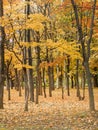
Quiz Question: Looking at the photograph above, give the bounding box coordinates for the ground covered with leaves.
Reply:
[0,88,98,130]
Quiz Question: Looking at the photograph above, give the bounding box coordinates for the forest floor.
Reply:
[0,88,98,130]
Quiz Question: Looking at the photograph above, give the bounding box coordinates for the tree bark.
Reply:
[14,68,19,91]
[48,66,52,97]
[0,0,5,109]
[26,0,34,102]
[23,44,29,111]
[6,72,11,100]
[71,0,96,111]
[71,76,74,88]
[82,70,85,99]
[36,35,42,96]
[76,59,81,100]
[42,68,47,98]
[23,67,29,111]
[66,56,70,96]
[93,73,98,87]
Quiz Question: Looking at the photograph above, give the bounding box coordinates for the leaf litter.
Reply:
[0,88,98,130]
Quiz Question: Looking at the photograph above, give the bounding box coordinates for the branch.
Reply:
[71,0,86,62]
[8,48,23,64]
[87,0,96,58]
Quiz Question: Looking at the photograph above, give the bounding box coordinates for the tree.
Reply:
[71,0,96,111]
[0,0,5,109]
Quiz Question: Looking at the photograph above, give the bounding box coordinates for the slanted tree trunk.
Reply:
[0,0,5,109]
[71,0,96,111]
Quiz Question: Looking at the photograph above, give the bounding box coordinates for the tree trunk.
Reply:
[82,71,85,100]
[48,66,52,97]
[27,31,34,101]
[93,74,98,87]
[36,31,42,96]
[66,57,70,96]
[18,70,22,97]
[23,36,29,111]
[0,0,5,109]
[35,77,39,104]
[10,78,14,89]
[71,76,74,88]
[26,0,34,101]
[28,68,34,101]
[42,68,47,98]
[58,67,63,88]
[84,61,95,110]
[51,66,55,90]
[23,68,29,111]
[36,44,41,103]
[61,66,64,99]
[6,72,11,100]
[14,68,19,91]
[76,59,81,100]
[48,62,55,95]
[39,71,42,95]
[71,0,96,111]
[35,32,42,100]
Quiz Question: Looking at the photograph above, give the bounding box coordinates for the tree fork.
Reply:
[71,0,96,111]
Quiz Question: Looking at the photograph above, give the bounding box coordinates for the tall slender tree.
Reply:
[26,0,34,102]
[71,0,96,111]
[0,0,5,109]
